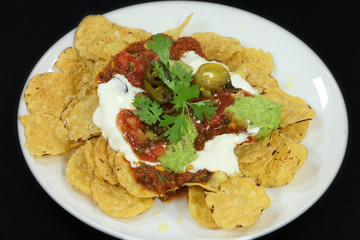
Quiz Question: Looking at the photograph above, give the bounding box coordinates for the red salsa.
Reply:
[96,35,250,195]
[131,162,212,197]
[96,35,204,88]
[116,109,167,162]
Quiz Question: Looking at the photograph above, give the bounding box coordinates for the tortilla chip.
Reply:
[55,47,90,84]
[192,32,273,77]
[91,177,154,218]
[262,86,315,128]
[77,72,98,99]
[93,136,118,186]
[114,151,160,198]
[238,131,282,181]
[62,92,100,143]
[24,72,76,118]
[84,137,98,171]
[192,32,244,65]
[188,186,218,229]
[204,174,270,229]
[55,47,97,99]
[66,145,94,194]
[183,171,228,192]
[75,15,151,61]
[19,113,69,157]
[106,142,117,170]
[243,48,273,75]
[164,13,193,40]
[238,70,279,89]
[260,135,308,187]
[279,120,310,143]
[223,48,273,77]
[235,136,271,164]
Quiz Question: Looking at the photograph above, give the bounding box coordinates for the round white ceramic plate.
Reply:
[17,1,348,239]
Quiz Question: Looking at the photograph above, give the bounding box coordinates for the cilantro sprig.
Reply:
[133,94,163,125]
[133,34,217,143]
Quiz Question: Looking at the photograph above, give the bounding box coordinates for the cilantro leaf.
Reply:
[172,85,200,110]
[188,100,217,121]
[159,113,187,143]
[171,61,193,87]
[133,94,163,125]
[153,61,175,90]
[147,34,171,67]
[143,34,218,143]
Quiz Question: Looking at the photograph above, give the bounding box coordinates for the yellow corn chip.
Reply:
[262,86,315,128]
[55,47,97,99]
[24,72,76,118]
[260,135,308,187]
[63,92,101,143]
[55,47,90,85]
[192,32,244,65]
[279,120,310,143]
[114,151,160,198]
[238,131,282,181]
[84,137,98,171]
[235,136,272,164]
[242,48,274,75]
[93,136,118,185]
[238,70,279,89]
[164,13,193,40]
[19,113,69,157]
[183,171,228,192]
[188,186,218,229]
[75,15,151,61]
[106,142,117,170]
[91,178,154,218]
[66,145,94,194]
[205,174,270,229]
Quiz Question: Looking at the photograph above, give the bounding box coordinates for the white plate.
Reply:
[17,1,348,239]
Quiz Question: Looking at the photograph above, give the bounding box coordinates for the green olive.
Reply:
[193,63,231,91]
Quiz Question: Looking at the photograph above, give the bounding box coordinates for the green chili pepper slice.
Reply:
[144,80,173,105]
[193,62,231,91]
[144,60,170,86]
[144,60,173,105]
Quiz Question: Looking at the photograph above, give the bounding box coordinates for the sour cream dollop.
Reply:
[188,133,248,174]
[93,74,158,167]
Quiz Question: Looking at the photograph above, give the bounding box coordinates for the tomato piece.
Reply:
[116,110,168,162]
[114,50,147,87]
[117,110,148,147]
[150,141,167,157]
[115,51,130,68]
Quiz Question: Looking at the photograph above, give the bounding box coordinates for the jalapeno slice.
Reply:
[193,62,231,91]
[144,61,170,86]
[144,61,174,105]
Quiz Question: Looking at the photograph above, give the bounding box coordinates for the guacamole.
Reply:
[158,117,198,173]
[225,95,281,139]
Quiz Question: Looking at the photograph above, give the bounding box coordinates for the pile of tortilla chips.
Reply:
[19,14,315,229]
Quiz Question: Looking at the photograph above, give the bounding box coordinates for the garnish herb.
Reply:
[155,171,164,184]
[133,34,217,143]
[133,94,163,125]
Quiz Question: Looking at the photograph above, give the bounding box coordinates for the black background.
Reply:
[2,0,358,239]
